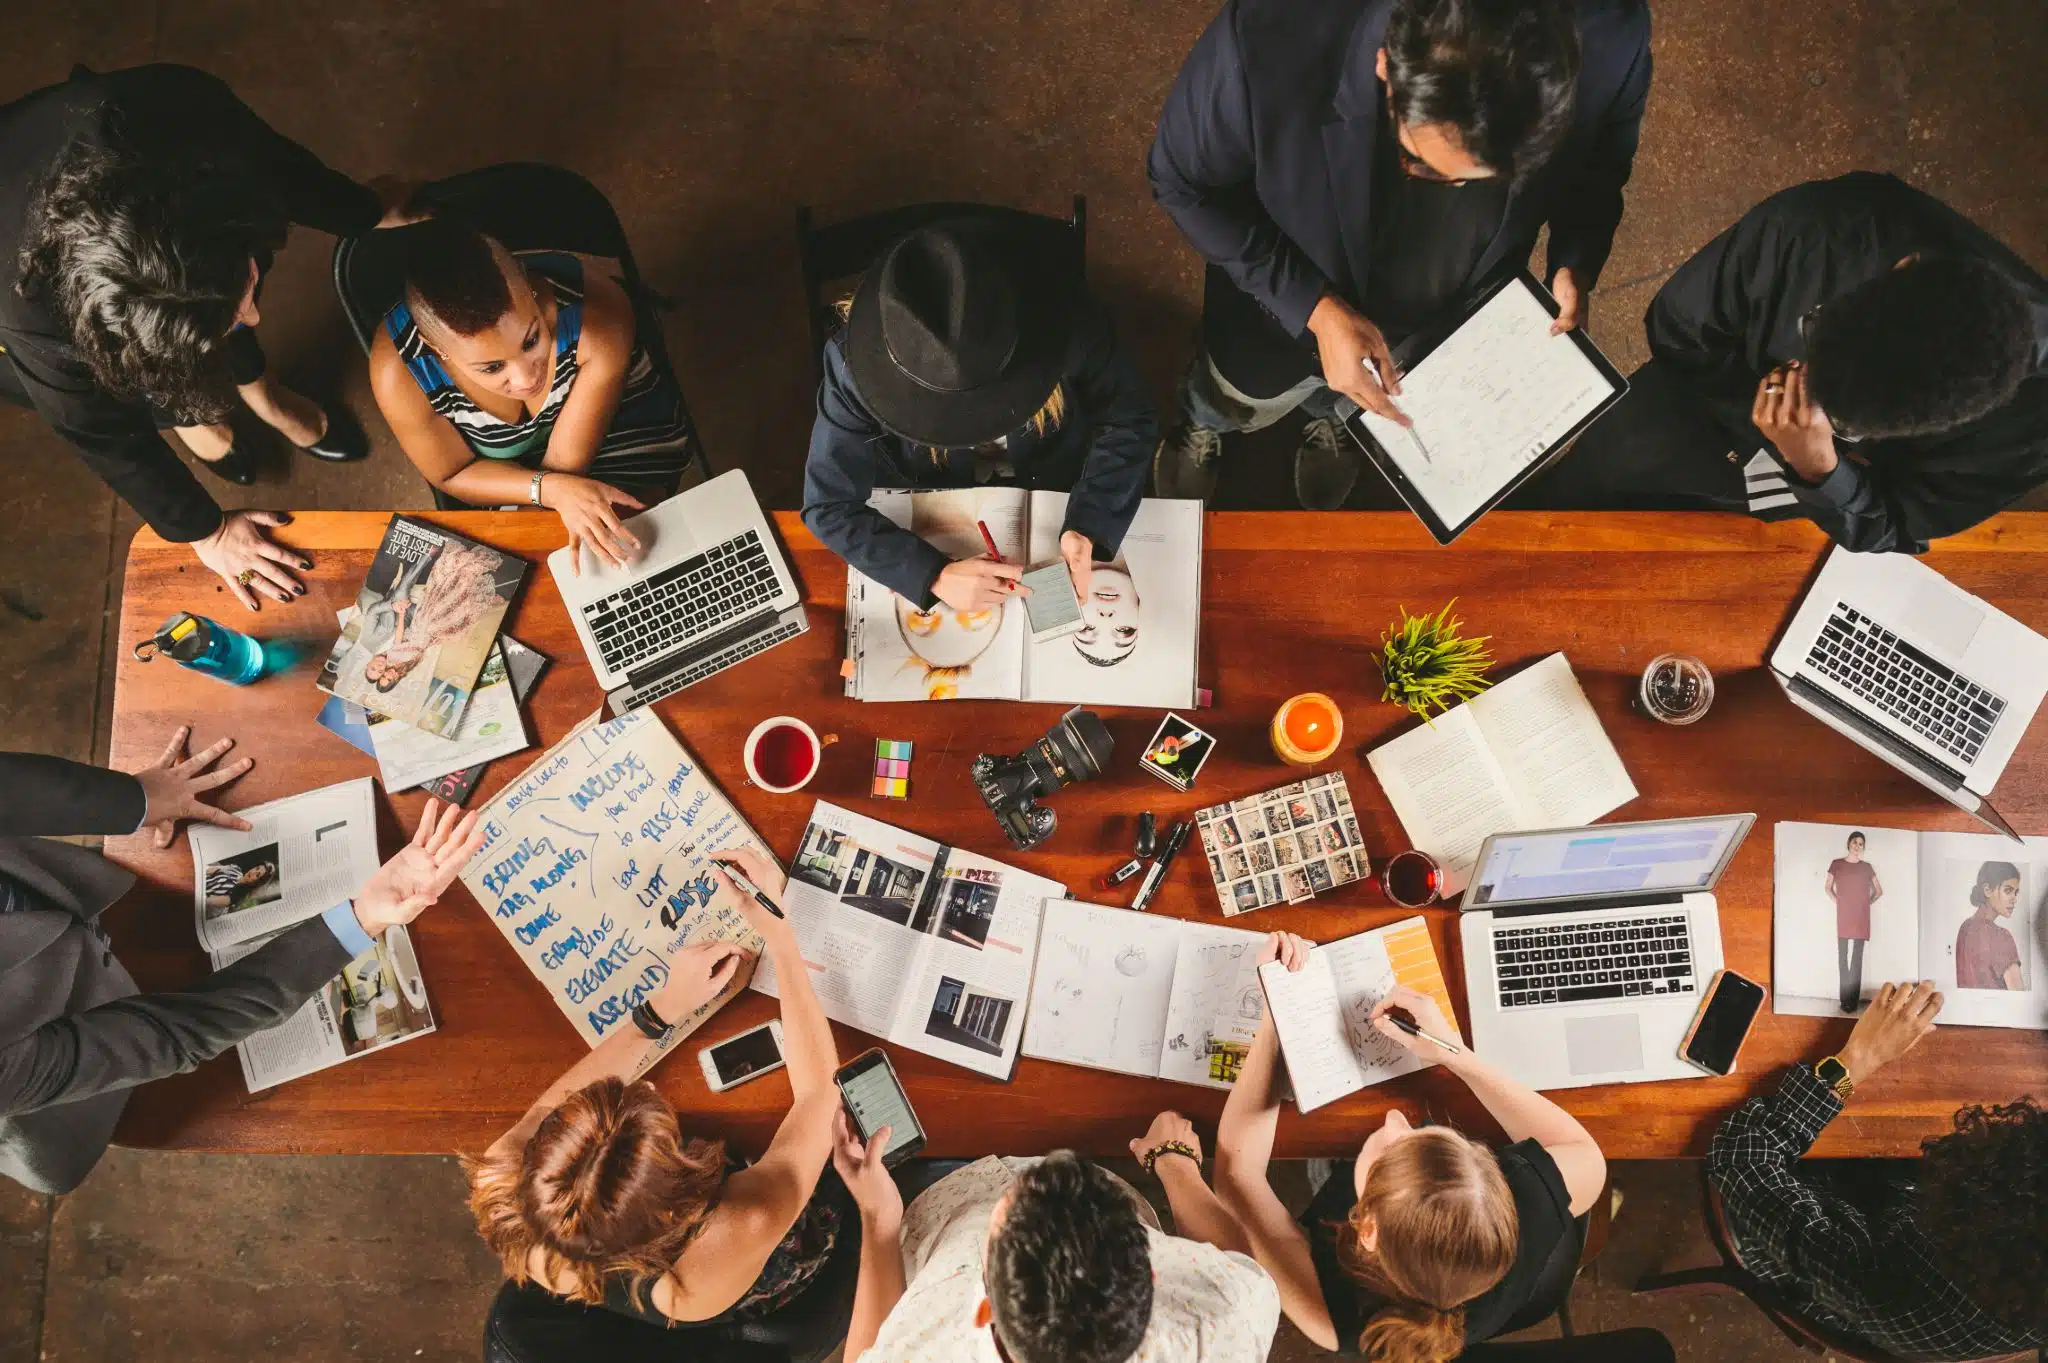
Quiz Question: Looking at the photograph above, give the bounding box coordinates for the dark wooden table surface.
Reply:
[102,511,2048,1158]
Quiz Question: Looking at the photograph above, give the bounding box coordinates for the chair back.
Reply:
[481,1281,786,1363]
[1457,1327,1675,1363]
[1705,1178,1907,1363]
[793,197,1086,381]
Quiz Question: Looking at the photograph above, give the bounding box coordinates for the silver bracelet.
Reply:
[530,470,547,506]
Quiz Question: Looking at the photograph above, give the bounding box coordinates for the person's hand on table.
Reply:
[832,1107,904,1231]
[932,557,1025,612]
[1306,292,1408,426]
[132,724,254,849]
[1548,267,1589,335]
[1754,362,1839,482]
[1370,983,1464,1062]
[653,938,750,1021]
[542,472,646,575]
[1837,979,1942,1088]
[1057,530,1093,609]
[352,798,486,936]
[192,510,311,610]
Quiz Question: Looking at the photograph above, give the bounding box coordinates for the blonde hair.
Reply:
[464,1078,728,1306]
[1336,1128,1520,1363]
[830,289,1066,451]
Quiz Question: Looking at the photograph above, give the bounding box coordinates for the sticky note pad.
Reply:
[871,739,912,799]
[876,739,913,760]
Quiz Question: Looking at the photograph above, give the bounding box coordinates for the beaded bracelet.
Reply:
[1141,1139,1200,1176]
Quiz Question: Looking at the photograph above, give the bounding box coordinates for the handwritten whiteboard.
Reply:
[461,708,768,1071]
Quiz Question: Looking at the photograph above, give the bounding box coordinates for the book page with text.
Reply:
[1470,652,1636,830]
[1367,707,1524,895]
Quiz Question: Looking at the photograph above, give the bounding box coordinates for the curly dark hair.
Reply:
[1805,257,2033,440]
[1384,0,1582,185]
[1913,1097,2048,1335]
[15,125,286,424]
[986,1152,1153,1363]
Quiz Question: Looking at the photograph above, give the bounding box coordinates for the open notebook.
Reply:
[844,488,1202,706]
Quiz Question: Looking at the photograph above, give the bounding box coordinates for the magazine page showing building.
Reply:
[211,924,435,1092]
[189,779,381,952]
[847,488,1029,702]
[1914,831,2048,1030]
[1022,492,1201,708]
[319,516,527,736]
[459,708,768,1075]
[1772,821,1923,1018]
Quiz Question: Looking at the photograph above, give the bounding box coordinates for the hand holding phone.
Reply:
[836,1047,927,1167]
[1681,970,1767,1075]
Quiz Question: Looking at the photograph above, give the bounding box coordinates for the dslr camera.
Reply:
[972,707,1114,851]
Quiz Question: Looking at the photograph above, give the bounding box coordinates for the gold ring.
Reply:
[1763,384,1784,394]
[235,568,257,586]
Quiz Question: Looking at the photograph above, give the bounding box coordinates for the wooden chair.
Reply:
[1459,1328,1674,1363]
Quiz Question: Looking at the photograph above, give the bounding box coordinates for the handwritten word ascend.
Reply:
[567,752,649,814]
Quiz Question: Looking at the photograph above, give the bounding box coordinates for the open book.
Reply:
[1257,916,1461,1113]
[751,802,1066,1079]
[844,488,1202,707]
[1022,899,1267,1088]
[188,778,436,1092]
[1367,652,1637,895]
[1774,821,2048,1029]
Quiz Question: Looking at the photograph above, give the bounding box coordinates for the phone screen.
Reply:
[709,1026,783,1085]
[839,1056,923,1160]
[1021,563,1083,636]
[1685,973,1766,1074]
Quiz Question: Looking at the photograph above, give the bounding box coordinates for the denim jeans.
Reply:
[1179,346,1340,435]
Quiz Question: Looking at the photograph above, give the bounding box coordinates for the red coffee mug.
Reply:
[744,717,824,793]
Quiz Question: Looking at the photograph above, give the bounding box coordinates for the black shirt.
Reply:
[1646,172,2048,553]
[1362,109,1513,345]
[0,65,381,543]
[1301,1137,1579,1354]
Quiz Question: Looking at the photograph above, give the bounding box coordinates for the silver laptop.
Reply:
[548,469,808,715]
[1769,545,2048,843]
[1460,814,1754,1092]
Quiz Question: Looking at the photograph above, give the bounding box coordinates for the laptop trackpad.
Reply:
[1564,1014,1643,1077]
[1901,580,1983,660]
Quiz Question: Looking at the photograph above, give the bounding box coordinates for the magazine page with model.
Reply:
[751,800,1064,1079]
[191,779,383,952]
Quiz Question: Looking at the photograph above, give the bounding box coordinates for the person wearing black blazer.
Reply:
[0,731,482,1193]
[1149,0,1652,508]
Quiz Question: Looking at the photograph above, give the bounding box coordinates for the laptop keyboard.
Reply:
[1494,913,1695,1010]
[581,530,779,674]
[1805,604,2004,765]
[612,615,808,713]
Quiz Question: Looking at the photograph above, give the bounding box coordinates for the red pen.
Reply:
[975,519,1003,563]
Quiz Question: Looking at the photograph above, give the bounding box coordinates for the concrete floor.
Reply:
[2,0,2044,1358]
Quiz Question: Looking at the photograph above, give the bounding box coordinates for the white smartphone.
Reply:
[698,1021,786,1092]
[1020,561,1084,642]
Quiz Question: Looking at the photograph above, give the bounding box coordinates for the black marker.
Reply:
[1387,1011,1460,1053]
[1131,820,1192,912]
[713,857,786,919]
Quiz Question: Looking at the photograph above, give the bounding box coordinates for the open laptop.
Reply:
[548,469,809,715]
[1459,814,1754,1092]
[1769,545,2048,843]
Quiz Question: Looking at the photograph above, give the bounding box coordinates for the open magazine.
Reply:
[844,488,1202,707]
[750,801,1066,1079]
[317,516,528,736]
[1774,821,2048,1029]
[1023,899,1267,1088]
[188,778,436,1092]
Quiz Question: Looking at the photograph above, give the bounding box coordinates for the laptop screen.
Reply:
[1464,815,1753,910]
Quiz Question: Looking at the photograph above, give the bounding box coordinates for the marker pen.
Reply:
[1131,820,1192,912]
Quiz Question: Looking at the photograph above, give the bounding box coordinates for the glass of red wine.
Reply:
[744,717,823,793]
[1380,849,1443,908]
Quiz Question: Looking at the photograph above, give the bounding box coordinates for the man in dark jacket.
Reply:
[0,731,481,1193]
[1149,0,1651,508]
[1531,174,2047,552]
[0,64,414,609]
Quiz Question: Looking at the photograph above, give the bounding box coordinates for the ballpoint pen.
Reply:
[1386,1010,1461,1053]
[713,855,786,919]
[1131,819,1192,912]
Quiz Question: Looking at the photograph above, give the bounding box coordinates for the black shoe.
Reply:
[1292,417,1358,510]
[299,402,370,462]
[193,445,259,486]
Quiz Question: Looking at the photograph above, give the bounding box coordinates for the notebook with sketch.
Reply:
[1340,272,1627,544]
[1367,652,1637,896]
[843,488,1203,707]
[1257,916,1462,1113]
[1022,899,1268,1088]
[1774,821,2048,1030]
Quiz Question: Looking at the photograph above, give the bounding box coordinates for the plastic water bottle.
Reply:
[133,612,267,685]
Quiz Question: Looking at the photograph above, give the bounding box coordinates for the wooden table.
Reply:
[102,511,2048,1158]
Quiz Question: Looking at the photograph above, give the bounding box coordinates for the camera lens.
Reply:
[1042,707,1113,786]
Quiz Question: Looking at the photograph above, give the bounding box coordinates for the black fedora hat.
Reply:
[844,211,1081,449]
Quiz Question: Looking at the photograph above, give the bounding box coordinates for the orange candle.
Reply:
[1271,692,1343,766]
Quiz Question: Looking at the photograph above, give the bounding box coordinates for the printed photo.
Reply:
[789,819,929,928]
[1140,713,1216,791]
[1208,852,1225,884]
[1231,879,1262,914]
[1343,815,1362,846]
[1282,867,1313,902]
[1306,860,1336,894]
[1287,796,1317,829]
[1214,816,1243,848]
[1330,851,1360,885]
[1295,831,1322,862]
[1223,846,1252,881]
[1947,858,2031,992]
[1262,804,1291,838]
[202,844,284,922]
[1312,789,1337,819]
[1249,839,1277,874]
[1274,836,1299,867]
[1318,823,1347,855]
[1334,784,1354,811]
[925,976,1014,1057]
[326,935,433,1059]
[918,868,1000,950]
[1772,823,1920,1014]
[1258,872,1285,903]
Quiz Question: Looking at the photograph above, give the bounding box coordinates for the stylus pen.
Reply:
[1131,820,1192,912]
[713,857,786,920]
[1387,1011,1461,1053]
[975,519,1004,563]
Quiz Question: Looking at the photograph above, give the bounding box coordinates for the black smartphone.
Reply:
[835,1047,927,1167]
[1681,969,1768,1076]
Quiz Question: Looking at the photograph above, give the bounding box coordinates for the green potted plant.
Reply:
[1377,601,1494,718]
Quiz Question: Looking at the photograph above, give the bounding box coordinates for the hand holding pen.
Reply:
[1370,984,1464,1059]
[711,846,789,925]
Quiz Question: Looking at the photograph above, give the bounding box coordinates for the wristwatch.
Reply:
[530,470,548,506]
[1813,1055,1855,1100]
[630,1000,671,1041]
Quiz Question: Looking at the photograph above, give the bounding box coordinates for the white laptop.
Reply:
[1769,545,2048,842]
[1459,814,1754,1092]
[548,469,808,715]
